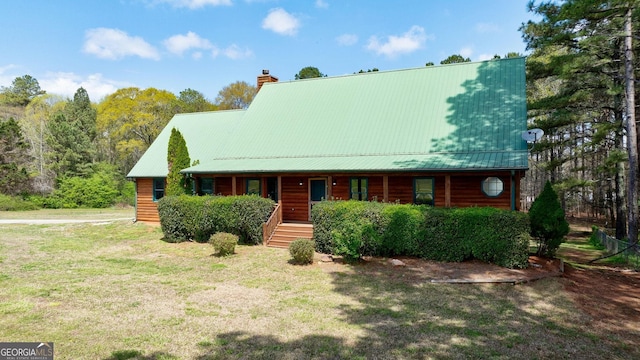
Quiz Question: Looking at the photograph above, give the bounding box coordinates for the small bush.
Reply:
[289,238,315,264]
[209,232,238,256]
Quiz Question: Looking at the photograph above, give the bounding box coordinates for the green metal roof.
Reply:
[126,110,244,178]
[129,58,528,177]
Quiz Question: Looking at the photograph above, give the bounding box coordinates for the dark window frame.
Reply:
[246,178,261,196]
[349,177,369,201]
[153,178,165,202]
[413,177,434,205]
[199,177,214,195]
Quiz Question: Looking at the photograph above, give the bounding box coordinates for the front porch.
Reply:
[263,200,313,248]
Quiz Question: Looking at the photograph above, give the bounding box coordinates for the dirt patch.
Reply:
[562,265,640,350]
[560,224,640,351]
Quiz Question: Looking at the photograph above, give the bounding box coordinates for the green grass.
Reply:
[0,207,134,220]
[0,213,637,359]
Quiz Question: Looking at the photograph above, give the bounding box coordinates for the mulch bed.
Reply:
[317,254,564,284]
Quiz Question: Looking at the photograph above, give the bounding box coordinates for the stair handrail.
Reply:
[262,201,282,246]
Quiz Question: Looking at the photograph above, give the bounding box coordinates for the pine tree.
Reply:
[46,87,97,178]
[529,181,570,257]
[166,128,191,196]
[0,117,32,195]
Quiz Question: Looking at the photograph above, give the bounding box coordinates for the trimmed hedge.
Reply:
[311,200,530,268]
[157,195,275,244]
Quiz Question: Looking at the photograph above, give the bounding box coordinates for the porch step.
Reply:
[267,223,313,249]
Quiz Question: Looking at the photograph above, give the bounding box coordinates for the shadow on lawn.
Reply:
[105,349,179,360]
[194,262,630,359]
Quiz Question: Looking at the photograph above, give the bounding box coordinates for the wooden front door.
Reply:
[309,178,326,221]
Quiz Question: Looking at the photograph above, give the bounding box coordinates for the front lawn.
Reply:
[0,218,635,359]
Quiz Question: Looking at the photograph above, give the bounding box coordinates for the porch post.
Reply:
[383,175,389,202]
[445,175,451,207]
[232,176,237,195]
[278,176,282,202]
[510,171,516,211]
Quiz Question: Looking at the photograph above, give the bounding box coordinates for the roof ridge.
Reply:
[261,57,526,86]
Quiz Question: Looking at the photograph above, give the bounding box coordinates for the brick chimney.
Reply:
[257,69,278,92]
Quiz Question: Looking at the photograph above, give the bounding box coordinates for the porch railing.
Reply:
[262,201,282,246]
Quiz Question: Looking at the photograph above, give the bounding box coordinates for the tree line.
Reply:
[521,0,638,245]
[0,75,256,208]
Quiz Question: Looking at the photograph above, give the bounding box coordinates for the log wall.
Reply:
[135,178,161,223]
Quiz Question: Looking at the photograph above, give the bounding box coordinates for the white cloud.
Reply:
[222,44,253,59]
[336,33,358,46]
[262,8,300,36]
[315,0,328,9]
[153,0,232,9]
[366,26,429,58]
[39,72,130,101]
[164,31,214,56]
[211,46,221,58]
[83,28,160,60]
[459,47,473,58]
[475,22,500,33]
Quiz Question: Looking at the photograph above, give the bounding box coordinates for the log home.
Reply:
[127,58,528,224]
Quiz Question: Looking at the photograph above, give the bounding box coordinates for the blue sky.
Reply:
[0,0,536,102]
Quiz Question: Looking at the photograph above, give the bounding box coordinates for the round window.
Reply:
[482,177,504,197]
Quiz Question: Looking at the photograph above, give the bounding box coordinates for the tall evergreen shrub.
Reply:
[166,128,191,196]
[529,181,569,257]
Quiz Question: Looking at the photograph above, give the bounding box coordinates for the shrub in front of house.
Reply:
[311,200,530,269]
[231,195,277,245]
[458,207,530,268]
[529,181,570,258]
[209,232,238,256]
[156,195,194,242]
[380,204,426,256]
[157,195,275,244]
[289,238,316,264]
[312,200,385,256]
[418,207,467,262]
